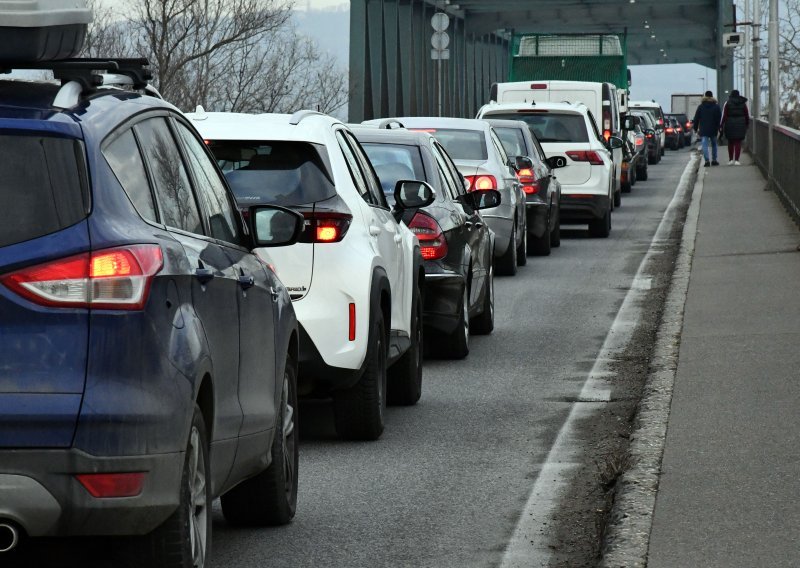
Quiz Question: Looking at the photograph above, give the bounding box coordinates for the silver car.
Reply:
[364,117,527,276]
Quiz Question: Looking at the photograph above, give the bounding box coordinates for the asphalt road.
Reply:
[211,151,693,568]
[5,151,692,568]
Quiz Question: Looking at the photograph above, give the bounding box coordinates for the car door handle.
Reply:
[238,274,255,290]
[194,267,215,284]
[369,225,381,237]
[270,287,280,302]
[465,221,473,229]
[394,234,403,244]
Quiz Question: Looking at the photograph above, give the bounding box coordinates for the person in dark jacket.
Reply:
[721,89,750,165]
[692,90,723,166]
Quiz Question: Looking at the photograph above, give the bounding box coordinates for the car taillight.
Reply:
[516,168,539,194]
[464,175,497,192]
[666,127,674,133]
[658,118,664,126]
[76,472,146,498]
[646,133,654,139]
[685,121,692,129]
[566,150,604,166]
[300,212,352,243]
[1,245,163,310]
[530,83,548,89]
[636,138,644,146]
[603,109,612,141]
[409,212,448,260]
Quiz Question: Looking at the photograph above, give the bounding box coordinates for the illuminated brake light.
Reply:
[1,245,163,310]
[76,472,146,498]
[658,118,664,126]
[603,130,612,141]
[409,212,448,260]
[301,212,352,243]
[516,168,539,194]
[464,175,497,191]
[317,226,339,242]
[636,138,644,146]
[566,150,604,166]
[666,127,674,133]
[530,83,548,89]
[685,121,692,129]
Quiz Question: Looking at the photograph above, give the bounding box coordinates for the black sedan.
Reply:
[484,118,562,256]
[353,126,498,359]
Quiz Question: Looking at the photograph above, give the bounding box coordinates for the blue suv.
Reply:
[0,60,301,567]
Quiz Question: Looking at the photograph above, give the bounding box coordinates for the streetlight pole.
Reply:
[768,0,779,186]
[744,0,751,100]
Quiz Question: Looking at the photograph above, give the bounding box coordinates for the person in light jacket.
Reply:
[721,89,750,165]
[693,90,722,167]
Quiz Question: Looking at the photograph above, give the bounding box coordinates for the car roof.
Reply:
[482,118,533,130]
[368,116,491,132]
[186,111,339,144]
[349,126,432,146]
[630,101,663,108]
[480,101,586,114]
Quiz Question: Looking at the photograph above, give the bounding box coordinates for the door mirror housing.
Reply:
[249,205,305,247]
[623,115,636,131]
[468,188,501,210]
[393,180,435,211]
[607,136,624,150]
[545,156,567,169]
[513,155,534,171]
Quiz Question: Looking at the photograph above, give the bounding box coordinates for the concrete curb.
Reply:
[600,153,703,568]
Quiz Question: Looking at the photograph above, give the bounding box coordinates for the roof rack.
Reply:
[0,58,152,92]
[289,110,324,125]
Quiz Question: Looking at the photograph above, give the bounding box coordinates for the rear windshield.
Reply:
[493,127,528,157]
[207,140,336,206]
[484,113,588,143]
[410,128,488,161]
[361,143,426,195]
[0,134,88,248]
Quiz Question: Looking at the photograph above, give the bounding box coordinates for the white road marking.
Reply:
[500,154,701,567]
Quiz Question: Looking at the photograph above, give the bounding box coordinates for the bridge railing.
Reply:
[747,119,800,225]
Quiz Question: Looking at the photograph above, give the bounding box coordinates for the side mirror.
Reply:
[623,116,635,131]
[250,206,305,247]
[514,155,534,171]
[469,188,501,210]
[644,128,656,138]
[607,136,624,150]
[393,180,435,211]
[546,156,567,169]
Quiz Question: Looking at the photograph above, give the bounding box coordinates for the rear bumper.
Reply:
[422,271,465,336]
[560,194,610,222]
[0,448,182,537]
[297,324,364,393]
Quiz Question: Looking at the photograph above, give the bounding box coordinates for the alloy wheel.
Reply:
[188,426,208,568]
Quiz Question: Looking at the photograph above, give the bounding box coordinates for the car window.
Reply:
[586,111,604,142]
[361,143,426,197]
[135,118,203,235]
[409,128,488,161]
[103,129,158,223]
[210,140,336,208]
[528,133,548,163]
[431,145,460,200]
[494,127,527,158]
[345,132,388,208]
[483,112,589,143]
[436,142,468,198]
[336,130,373,204]
[489,130,509,164]
[0,134,89,248]
[174,122,241,246]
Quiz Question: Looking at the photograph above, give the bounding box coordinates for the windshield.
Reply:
[0,133,88,248]
[207,140,336,206]
[361,143,426,195]
[409,128,488,161]
[484,113,588,143]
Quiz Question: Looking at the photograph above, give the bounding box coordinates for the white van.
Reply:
[486,80,624,207]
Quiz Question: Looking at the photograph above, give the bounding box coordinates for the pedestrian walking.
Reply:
[720,89,750,165]
[692,90,722,167]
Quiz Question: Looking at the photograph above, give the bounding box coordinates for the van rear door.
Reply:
[0,126,91,448]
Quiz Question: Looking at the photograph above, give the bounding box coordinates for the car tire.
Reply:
[550,207,561,248]
[647,153,657,165]
[588,206,611,238]
[660,146,665,156]
[471,266,494,335]
[516,223,527,265]
[637,163,649,181]
[221,356,298,526]
[529,218,551,256]
[333,310,387,440]
[444,284,470,358]
[387,282,423,406]
[495,230,517,276]
[613,189,622,207]
[138,405,211,568]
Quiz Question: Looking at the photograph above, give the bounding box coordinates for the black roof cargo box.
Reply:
[0,0,92,62]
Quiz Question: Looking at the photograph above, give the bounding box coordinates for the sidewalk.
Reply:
[647,153,800,566]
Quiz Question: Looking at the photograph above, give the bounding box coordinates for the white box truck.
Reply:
[671,94,704,117]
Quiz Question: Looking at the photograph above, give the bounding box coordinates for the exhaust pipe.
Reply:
[0,522,19,553]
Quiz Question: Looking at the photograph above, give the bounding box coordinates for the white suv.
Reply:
[188,110,432,440]
[477,102,623,238]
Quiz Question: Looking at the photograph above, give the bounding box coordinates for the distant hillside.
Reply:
[293,4,350,68]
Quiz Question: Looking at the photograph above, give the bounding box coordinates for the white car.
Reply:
[188,110,432,440]
[477,101,623,238]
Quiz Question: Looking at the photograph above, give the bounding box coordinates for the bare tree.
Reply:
[81,0,348,116]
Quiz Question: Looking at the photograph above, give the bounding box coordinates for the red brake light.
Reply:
[76,472,146,498]
[636,138,644,146]
[464,175,497,191]
[1,245,163,310]
[515,168,539,194]
[301,212,352,243]
[530,83,548,89]
[565,150,604,166]
[646,133,654,139]
[685,121,692,128]
[666,127,674,133]
[658,118,664,126]
[409,212,448,260]
[603,130,612,141]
